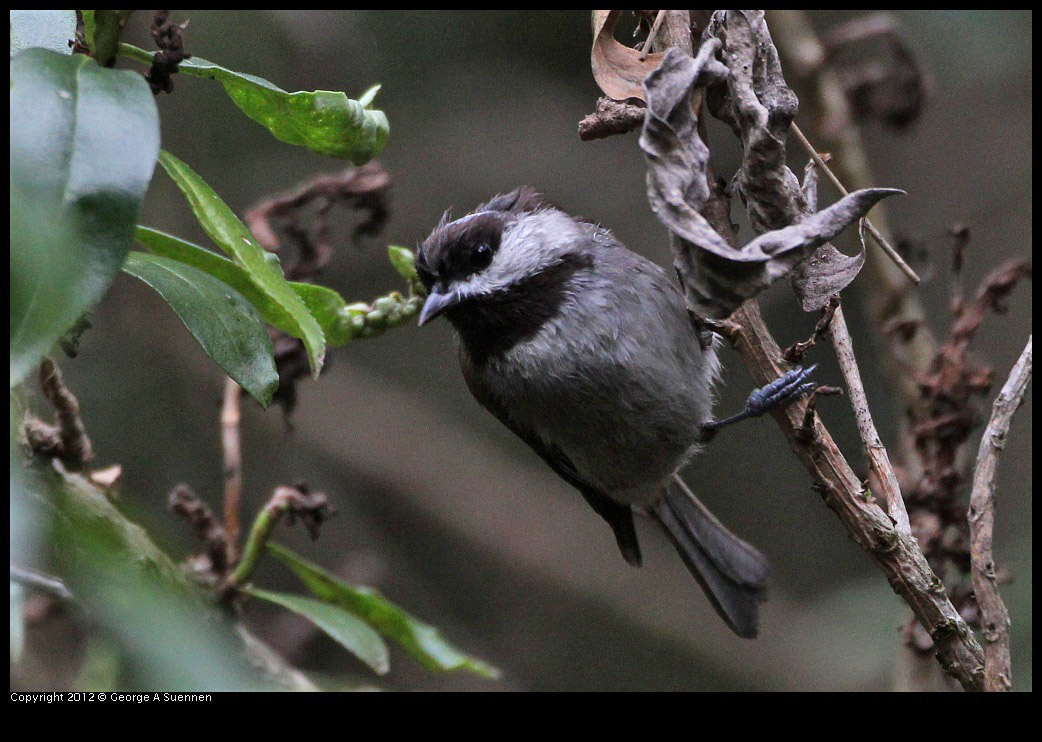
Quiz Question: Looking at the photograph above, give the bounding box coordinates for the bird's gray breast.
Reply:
[460,247,719,505]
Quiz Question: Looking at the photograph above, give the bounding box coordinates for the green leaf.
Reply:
[268,543,501,678]
[82,11,133,67]
[243,587,389,675]
[10,177,80,387]
[122,252,278,406]
[157,151,326,376]
[119,43,388,164]
[134,227,355,345]
[10,48,159,386]
[10,10,76,57]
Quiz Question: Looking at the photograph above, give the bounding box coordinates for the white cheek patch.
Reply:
[451,210,583,300]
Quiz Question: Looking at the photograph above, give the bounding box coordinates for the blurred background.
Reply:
[24,10,1031,690]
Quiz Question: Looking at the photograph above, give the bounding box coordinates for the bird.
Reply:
[414,187,815,638]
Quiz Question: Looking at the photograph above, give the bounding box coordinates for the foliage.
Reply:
[9,9,493,690]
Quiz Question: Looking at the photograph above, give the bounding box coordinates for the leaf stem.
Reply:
[228,494,285,588]
[117,41,155,66]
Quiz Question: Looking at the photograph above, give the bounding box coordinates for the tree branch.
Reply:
[969,335,1031,692]
[637,10,987,690]
[727,298,984,689]
[759,8,1006,691]
[829,304,912,538]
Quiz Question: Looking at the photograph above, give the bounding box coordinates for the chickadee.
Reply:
[416,188,815,638]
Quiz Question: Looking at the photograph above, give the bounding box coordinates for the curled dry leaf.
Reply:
[640,46,902,318]
[708,10,876,312]
[591,10,664,102]
[705,10,802,233]
[791,225,868,312]
[790,163,867,311]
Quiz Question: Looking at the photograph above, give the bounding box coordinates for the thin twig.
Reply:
[243,162,390,279]
[783,294,840,362]
[829,304,912,537]
[639,10,667,60]
[790,122,920,284]
[768,10,937,402]
[797,385,843,443]
[221,377,243,567]
[170,483,229,577]
[226,484,334,589]
[37,358,93,471]
[9,565,75,602]
[578,96,646,141]
[969,335,1031,692]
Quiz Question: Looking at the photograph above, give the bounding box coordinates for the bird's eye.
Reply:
[470,243,493,270]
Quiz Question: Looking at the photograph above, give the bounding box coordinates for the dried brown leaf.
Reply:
[706,10,802,233]
[700,10,895,312]
[640,46,901,317]
[591,10,665,102]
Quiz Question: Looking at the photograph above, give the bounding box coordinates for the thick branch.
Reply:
[728,299,984,690]
[969,335,1031,692]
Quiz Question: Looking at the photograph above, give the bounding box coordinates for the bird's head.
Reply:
[415,187,590,327]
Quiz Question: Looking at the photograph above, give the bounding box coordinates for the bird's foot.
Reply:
[701,365,818,439]
[745,364,818,418]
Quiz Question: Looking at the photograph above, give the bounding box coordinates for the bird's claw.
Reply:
[700,365,818,440]
[744,364,818,418]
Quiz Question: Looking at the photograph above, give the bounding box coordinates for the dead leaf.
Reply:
[591,10,665,102]
[791,241,867,312]
[640,46,903,318]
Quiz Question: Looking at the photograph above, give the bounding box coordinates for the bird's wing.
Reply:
[460,354,642,567]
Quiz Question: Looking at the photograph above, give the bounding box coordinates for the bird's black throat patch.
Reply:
[447,253,594,366]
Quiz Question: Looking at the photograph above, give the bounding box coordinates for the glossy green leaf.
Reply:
[243,587,389,675]
[157,151,326,376]
[119,42,388,164]
[10,10,76,57]
[10,177,80,387]
[10,48,159,386]
[134,227,355,345]
[122,252,278,406]
[268,543,501,678]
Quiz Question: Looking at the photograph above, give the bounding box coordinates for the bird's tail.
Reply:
[654,476,770,638]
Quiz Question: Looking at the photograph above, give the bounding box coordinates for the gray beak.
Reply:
[417,289,460,326]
